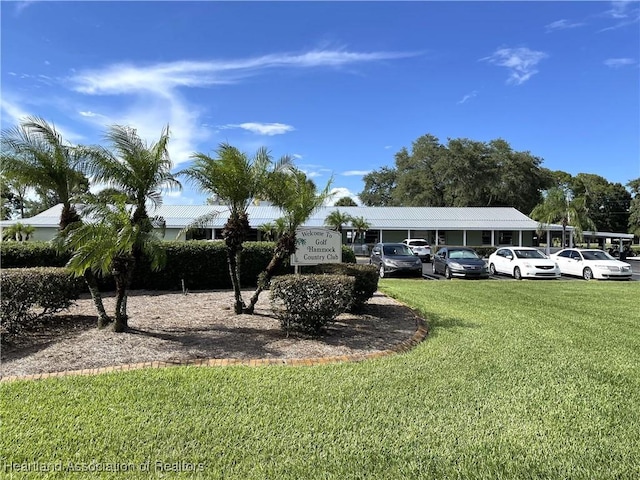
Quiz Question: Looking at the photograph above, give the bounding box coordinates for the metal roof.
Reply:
[0,203,568,231]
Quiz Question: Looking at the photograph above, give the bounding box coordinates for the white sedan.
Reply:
[488,247,560,280]
[551,248,632,280]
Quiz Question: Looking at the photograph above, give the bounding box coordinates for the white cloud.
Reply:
[457,90,478,104]
[545,19,585,32]
[327,187,361,206]
[292,153,303,159]
[78,110,101,118]
[0,98,31,125]
[384,145,393,150]
[342,170,371,177]
[65,48,414,167]
[604,58,637,68]
[226,122,295,136]
[480,47,549,85]
[598,1,640,31]
[69,48,419,95]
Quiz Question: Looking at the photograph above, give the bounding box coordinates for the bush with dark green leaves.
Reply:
[0,241,70,268]
[0,241,357,292]
[312,263,378,312]
[0,267,82,336]
[270,274,355,334]
[341,245,356,264]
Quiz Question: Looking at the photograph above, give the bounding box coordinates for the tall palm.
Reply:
[530,187,596,246]
[324,209,353,235]
[61,199,166,332]
[244,169,331,314]
[1,116,87,229]
[179,143,290,313]
[81,124,181,231]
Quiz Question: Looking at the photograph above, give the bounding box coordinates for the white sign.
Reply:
[291,228,343,265]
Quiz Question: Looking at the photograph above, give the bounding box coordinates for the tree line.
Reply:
[359,133,638,237]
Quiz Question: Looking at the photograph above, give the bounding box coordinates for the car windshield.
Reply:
[383,245,413,256]
[582,250,614,261]
[449,249,480,260]
[514,249,546,259]
[409,240,429,246]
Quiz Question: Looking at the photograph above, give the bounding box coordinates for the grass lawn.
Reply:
[1,280,639,479]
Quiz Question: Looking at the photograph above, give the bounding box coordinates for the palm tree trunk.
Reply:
[83,270,112,328]
[227,247,245,314]
[113,277,128,332]
[244,234,295,314]
[112,257,131,332]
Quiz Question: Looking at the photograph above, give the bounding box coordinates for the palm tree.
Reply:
[1,222,35,241]
[324,209,353,235]
[259,222,276,242]
[61,199,166,331]
[179,143,291,313]
[350,216,371,245]
[530,187,596,246]
[1,117,111,326]
[1,116,87,229]
[81,124,181,231]
[243,169,331,314]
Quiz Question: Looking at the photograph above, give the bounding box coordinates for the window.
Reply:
[498,231,513,245]
[186,228,213,241]
[481,230,492,245]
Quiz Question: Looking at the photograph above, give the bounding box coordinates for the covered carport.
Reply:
[581,231,635,258]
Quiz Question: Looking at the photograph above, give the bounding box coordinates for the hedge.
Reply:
[1,241,358,291]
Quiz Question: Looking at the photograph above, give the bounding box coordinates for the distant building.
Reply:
[0,204,568,248]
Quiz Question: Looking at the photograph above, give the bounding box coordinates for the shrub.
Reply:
[312,263,379,312]
[270,274,355,334]
[0,267,81,336]
[341,245,357,263]
[0,242,70,268]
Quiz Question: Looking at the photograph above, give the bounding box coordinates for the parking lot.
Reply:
[357,256,640,281]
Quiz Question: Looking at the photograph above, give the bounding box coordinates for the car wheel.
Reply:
[513,266,522,280]
[583,267,593,281]
[444,266,452,279]
[379,265,385,278]
[489,263,496,275]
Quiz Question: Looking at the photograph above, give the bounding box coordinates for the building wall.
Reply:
[31,228,57,242]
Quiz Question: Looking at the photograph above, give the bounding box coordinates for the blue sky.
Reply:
[1,1,639,207]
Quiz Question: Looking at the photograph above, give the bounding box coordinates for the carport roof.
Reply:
[0,204,567,231]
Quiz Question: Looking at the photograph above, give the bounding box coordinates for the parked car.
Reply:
[370,242,423,278]
[551,248,632,280]
[432,246,489,279]
[402,238,431,262]
[488,247,560,280]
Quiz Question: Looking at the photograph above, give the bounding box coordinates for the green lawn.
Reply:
[1,280,639,479]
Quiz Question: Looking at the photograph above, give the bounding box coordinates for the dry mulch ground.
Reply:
[1,289,423,379]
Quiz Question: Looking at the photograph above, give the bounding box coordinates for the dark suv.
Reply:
[370,242,423,278]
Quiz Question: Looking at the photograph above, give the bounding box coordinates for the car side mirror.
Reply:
[506,254,513,260]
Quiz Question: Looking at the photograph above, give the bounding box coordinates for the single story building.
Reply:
[1,203,569,249]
